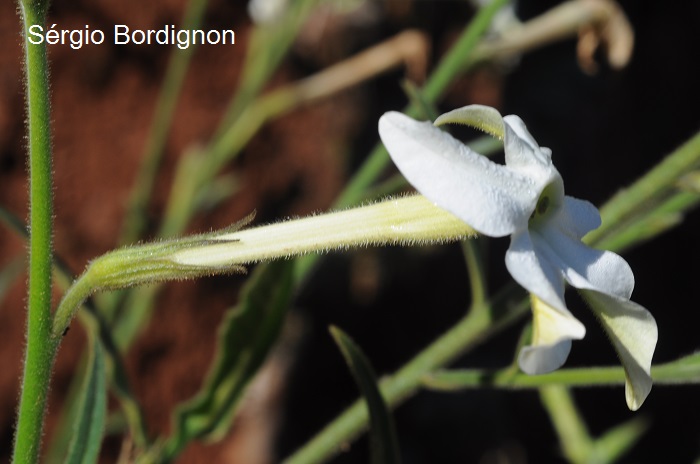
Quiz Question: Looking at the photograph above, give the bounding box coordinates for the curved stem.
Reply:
[283,284,527,464]
[14,2,56,462]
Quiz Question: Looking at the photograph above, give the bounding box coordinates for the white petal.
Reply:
[534,206,635,299]
[378,111,540,237]
[519,296,586,374]
[519,340,572,375]
[433,108,564,199]
[556,196,602,240]
[433,105,505,139]
[579,290,658,411]
[503,115,553,168]
[506,229,569,313]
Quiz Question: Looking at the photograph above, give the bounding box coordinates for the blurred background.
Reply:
[1,0,699,462]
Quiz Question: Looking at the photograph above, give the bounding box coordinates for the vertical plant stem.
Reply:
[14,1,58,463]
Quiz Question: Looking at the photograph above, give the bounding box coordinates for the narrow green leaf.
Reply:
[678,170,700,193]
[586,129,700,248]
[591,190,700,253]
[652,351,700,383]
[63,338,107,464]
[591,417,649,464]
[87,307,151,448]
[330,326,401,464]
[119,0,211,246]
[162,260,294,459]
[45,358,88,464]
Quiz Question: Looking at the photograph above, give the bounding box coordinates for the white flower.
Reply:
[378,105,657,410]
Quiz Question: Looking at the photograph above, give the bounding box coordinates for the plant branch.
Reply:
[13,1,56,461]
[283,284,528,464]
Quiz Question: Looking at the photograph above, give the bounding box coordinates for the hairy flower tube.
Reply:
[54,195,474,340]
[378,104,657,410]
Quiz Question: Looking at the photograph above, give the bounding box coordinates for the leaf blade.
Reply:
[63,338,107,464]
[330,326,401,464]
[162,260,294,459]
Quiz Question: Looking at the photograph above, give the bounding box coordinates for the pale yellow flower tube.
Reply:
[53,194,474,338]
[171,194,475,267]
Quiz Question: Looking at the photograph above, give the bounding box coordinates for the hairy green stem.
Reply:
[14,1,56,462]
[0,205,150,454]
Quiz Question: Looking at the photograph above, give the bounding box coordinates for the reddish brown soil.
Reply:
[3,0,487,461]
[4,1,700,464]
[0,1,358,461]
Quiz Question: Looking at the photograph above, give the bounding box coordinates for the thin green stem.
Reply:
[539,386,592,464]
[120,0,209,245]
[332,0,510,211]
[461,238,487,305]
[14,2,56,461]
[283,284,527,464]
[295,0,508,284]
[586,130,700,247]
[424,366,625,390]
[157,0,320,239]
[109,0,321,353]
[0,205,150,452]
[593,190,700,254]
[114,0,508,354]
[421,353,700,390]
[211,0,319,141]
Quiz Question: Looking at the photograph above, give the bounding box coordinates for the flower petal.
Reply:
[433,104,505,139]
[506,229,568,313]
[379,111,540,237]
[556,196,602,240]
[519,295,586,374]
[503,115,556,172]
[434,107,563,196]
[579,289,658,411]
[534,202,635,300]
